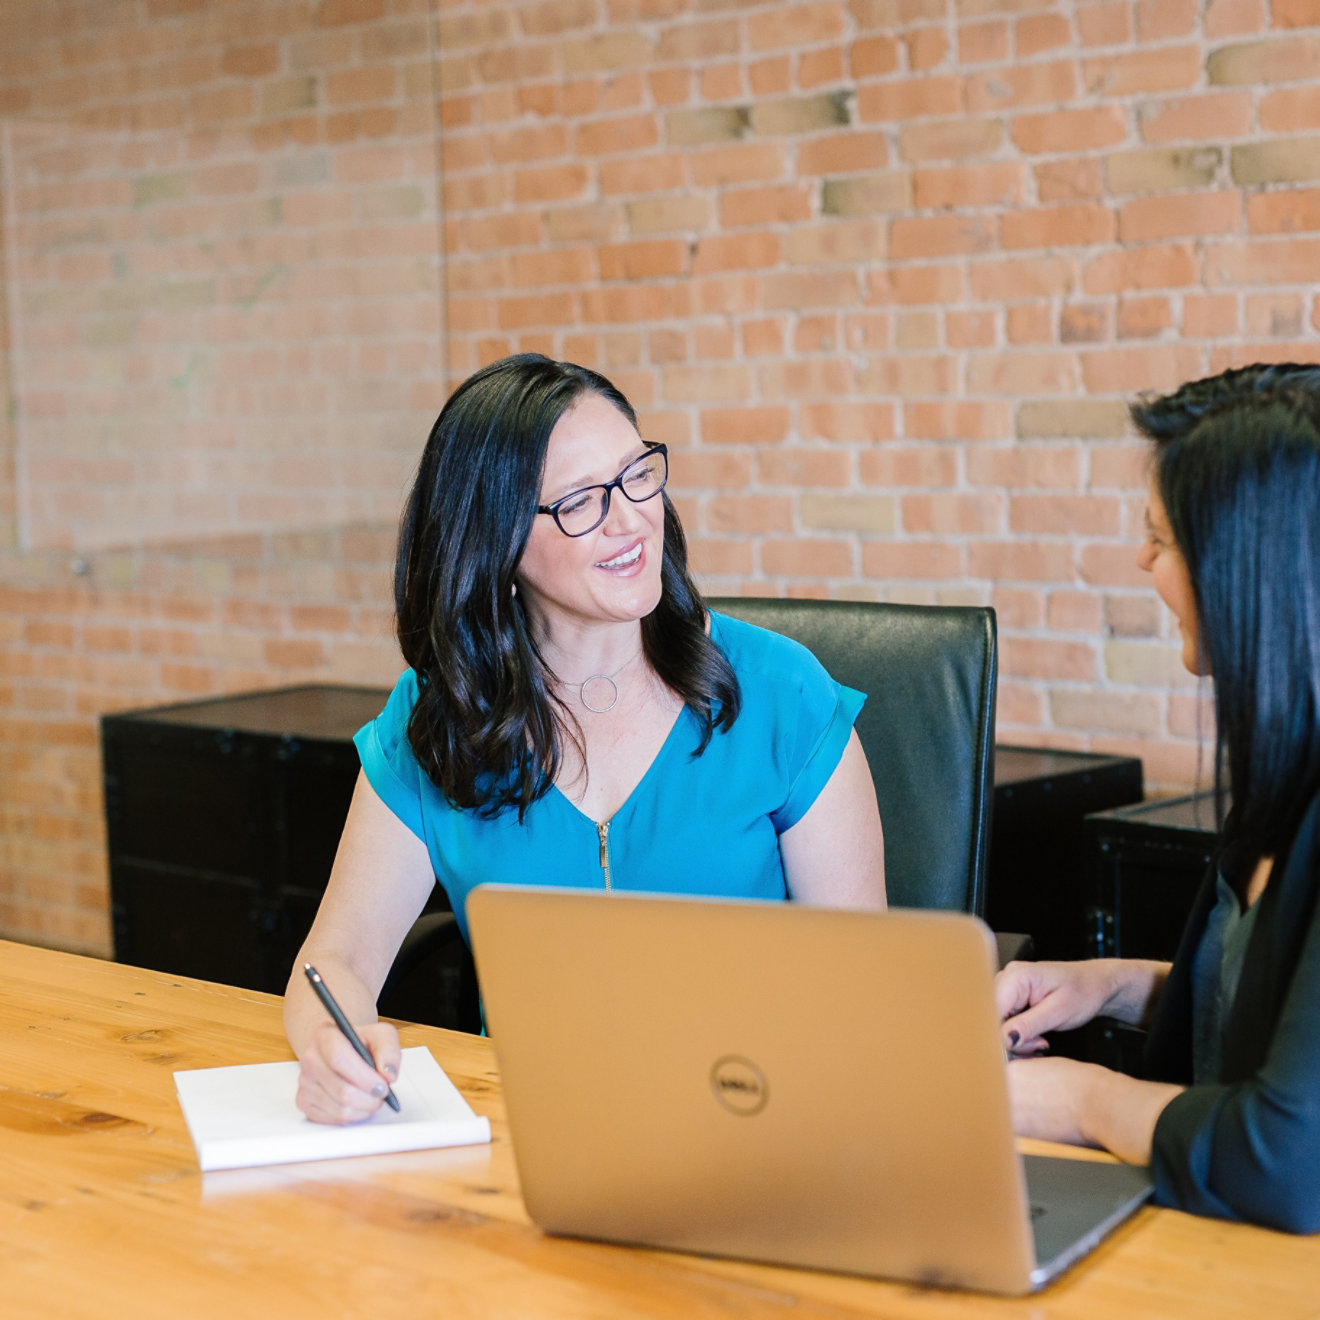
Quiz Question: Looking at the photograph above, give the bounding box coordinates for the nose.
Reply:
[600,485,647,536]
[1135,538,1154,573]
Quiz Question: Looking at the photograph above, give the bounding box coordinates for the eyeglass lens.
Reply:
[554,449,666,536]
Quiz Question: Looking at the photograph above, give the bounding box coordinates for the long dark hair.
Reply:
[395,353,740,817]
[1131,365,1320,872]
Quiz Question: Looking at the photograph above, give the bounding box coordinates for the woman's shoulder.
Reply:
[708,609,832,690]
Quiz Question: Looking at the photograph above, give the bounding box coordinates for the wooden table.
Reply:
[4,940,1318,1319]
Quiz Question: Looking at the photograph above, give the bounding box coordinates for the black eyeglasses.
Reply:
[536,445,668,537]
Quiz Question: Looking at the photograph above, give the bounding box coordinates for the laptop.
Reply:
[466,886,1152,1295]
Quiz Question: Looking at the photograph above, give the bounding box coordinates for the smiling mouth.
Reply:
[595,542,642,570]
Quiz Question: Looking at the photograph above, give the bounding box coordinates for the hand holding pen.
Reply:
[297,963,402,1122]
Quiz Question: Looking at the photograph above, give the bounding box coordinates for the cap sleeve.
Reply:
[353,670,428,841]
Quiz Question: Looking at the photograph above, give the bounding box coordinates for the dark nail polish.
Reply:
[1008,1030,1020,1047]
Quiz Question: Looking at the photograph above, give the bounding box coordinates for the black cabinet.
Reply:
[987,746,1145,960]
[1077,791,1218,1072]
[1084,791,1217,961]
[101,684,475,1030]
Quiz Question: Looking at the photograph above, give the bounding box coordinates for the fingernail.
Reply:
[382,1063,398,1080]
[371,1082,388,1099]
[1008,1030,1020,1047]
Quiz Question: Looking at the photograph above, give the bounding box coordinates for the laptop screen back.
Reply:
[468,887,1040,1294]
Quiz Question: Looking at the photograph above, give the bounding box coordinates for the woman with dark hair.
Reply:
[285,354,886,1123]
[996,363,1320,1232]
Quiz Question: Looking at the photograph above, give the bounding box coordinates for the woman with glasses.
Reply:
[285,354,886,1123]
[997,364,1320,1231]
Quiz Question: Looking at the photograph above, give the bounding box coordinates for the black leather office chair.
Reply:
[709,598,997,915]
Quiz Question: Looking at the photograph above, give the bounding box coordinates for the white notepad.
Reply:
[174,1045,491,1172]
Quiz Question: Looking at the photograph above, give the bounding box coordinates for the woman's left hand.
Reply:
[1006,1055,1101,1148]
[1007,1055,1185,1164]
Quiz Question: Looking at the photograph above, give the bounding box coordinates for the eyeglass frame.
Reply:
[535,444,669,538]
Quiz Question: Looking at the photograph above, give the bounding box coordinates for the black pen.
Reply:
[303,963,401,1112]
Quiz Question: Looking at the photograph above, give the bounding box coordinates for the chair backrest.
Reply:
[708,598,997,915]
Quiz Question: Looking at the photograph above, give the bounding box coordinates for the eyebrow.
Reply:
[547,445,651,501]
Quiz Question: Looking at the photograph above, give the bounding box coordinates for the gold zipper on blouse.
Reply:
[597,819,613,890]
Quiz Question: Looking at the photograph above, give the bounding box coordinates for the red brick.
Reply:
[913,162,1023,209]
[757,359,856,398]
[742,318,787,356]
[691,231,780,273]
[947,310,998,349]
[1245,293,1306,339]
[1205,0,1265,37]
[799,46,847,89]
[966,352,1077,395]
[1083,45,1201,96]
[1246,189,1320,235]
[851,34,900,77]
[1118,296,1174,339]
[800,401,895,441]
[1016,13,1071,56]
[794,315,843,352]
[902,398,1013,440]
[871,264,966,304]
[905,26,949,70]
[797,131,889,175]
[903,493,1003,535]
[720,184,812,226]
[968,256,1074,301]
[898,117,1002,162]
[860,445,958,486]
[1060,303,1110,344]
[1000,637,1099,682]
[1078,344,1204,394]
[688,538,755,577]
[689,142,788,187]
[1182,294,1239,338]
[1011,106,1127,155]
[856,354,956,396]
[1077,2,1131,45]
[1119,192,1241,241]
[1261,86,1320,134]
[1205,238,1320,287]
[1035,157,1105,203]
[1010,494,1120,536]
[966,445,1082,488]
[762,269,863,310]
[1000,204,1116,250]
[762,539,854,578]
[1006,303,1053,345]
[1137,0,1198,39]
[576,113,660,156]
[1083,245,1199,294]
[758,449,852,486]
[965,59,1077,112]
[856,76,962,123]
[600,239,687,280]
[967,542,1076,585]
[784,218,885,265]
[699,406,791,446]
[889,214,995,259]
[706,495,795,534]
[958,21,1008,64]
[747,4,849,53]
[1139,92,1254,143]
[862,541,966,581]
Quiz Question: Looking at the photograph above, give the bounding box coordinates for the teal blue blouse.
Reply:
[355,612,866,941]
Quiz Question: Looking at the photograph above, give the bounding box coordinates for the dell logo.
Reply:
[710,1055,768,1116]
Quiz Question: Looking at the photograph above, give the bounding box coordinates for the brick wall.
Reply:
[1,0,1316,951]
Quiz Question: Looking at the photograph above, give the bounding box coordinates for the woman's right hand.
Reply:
[294,1020,403,1125]
[994,959,1123,1057]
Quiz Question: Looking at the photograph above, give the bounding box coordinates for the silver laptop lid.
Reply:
[468,886,1039,1294]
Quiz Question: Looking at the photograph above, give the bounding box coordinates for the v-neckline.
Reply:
[551,703,691,827]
